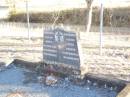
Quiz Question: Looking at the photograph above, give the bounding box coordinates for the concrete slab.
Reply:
[117,84,130,97]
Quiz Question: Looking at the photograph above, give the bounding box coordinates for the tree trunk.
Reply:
[85,0,94,34]
[7,0,16,14]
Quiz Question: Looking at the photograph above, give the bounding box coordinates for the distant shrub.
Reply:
[8,7,130,27]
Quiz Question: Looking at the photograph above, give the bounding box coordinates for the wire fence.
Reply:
[0,21,130,77]
[0,22,130,35]
[0,22,130,48]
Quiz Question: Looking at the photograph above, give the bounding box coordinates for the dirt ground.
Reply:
[0,64,118,97]
[80,32,130,81]
[0,31,130,82]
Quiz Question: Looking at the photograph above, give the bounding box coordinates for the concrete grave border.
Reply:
[1,58,129,97]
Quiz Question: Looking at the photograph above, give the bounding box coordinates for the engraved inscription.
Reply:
[44,52,57,57]
[43,28,80,68]
[64,33,76,37]
[66,38,75,42]
[43,45,56,49]
[63,56,79,61]
[44,36,53,39]
[66,43,74,46]
[44,49,57,53]
[66,48,76,51]
[45,40,53,43]
[62,52,78,56]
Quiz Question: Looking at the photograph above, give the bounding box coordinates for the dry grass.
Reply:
[80,32,130,81]
[0,26,130,81]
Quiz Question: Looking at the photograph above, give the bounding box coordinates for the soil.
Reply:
[0,29,129,97]
[0,64,118,97]
[0,34,130,80]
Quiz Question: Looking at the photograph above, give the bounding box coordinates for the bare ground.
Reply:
[0,31,130,82]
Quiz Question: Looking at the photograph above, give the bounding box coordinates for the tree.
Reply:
[6,0,16,14]
[85,0,94,34]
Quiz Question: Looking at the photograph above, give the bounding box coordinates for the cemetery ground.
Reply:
[0,29,130,96]
[0,31,129,81]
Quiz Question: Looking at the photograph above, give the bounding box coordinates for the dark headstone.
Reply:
[43,28,80,69]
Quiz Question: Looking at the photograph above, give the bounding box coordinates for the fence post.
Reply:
[26,0,30,42]
[100,1,104,55]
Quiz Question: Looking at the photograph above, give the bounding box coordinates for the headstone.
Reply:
[43,28,82,70]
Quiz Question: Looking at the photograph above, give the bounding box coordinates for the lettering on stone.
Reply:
[63,56,79,61]
[45,40,53,43]
[66,48,76,51]
[66,43,75,46]
[62,52,78,56]
[44,49,57,53]
[66,38,75,42]
[43,45,56,49]
[43,28,80,68]
[44,36,53,39]
[43,52,57,57]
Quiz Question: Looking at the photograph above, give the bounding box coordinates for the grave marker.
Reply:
[43,28,83,70]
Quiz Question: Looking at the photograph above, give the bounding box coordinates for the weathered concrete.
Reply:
[6,92,24,97]
[12,59,127,92]
[13,59,81,76]
[117,84,130,97]
[1,58,129,97]
[85,74,127,92]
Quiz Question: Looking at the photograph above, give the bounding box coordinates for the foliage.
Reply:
[8,8,130,27]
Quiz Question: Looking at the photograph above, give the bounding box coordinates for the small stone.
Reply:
[110,87,113,91]
[114,86,117,91]
[65,77,69,82]
[104,84,107,88]
[6,92,24,97]
[93,82,97,86]
[45,75,57,86]
[87,80,91,84]
[86,87,90,90]
[37,76,45,83]
[5,59,14,67]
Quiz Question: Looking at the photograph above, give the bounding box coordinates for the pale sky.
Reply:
[0,0,130,7]
[26,0,130,7]
[28,0,130,7]
[1,0,130,12]
[94,0,130,7]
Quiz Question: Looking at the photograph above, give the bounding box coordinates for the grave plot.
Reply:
[0,28,129,97]
[0,63,123,97]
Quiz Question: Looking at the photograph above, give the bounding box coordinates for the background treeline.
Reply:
[8,7,130,27]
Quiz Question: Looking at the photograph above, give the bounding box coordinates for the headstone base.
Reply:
[43,63,81,76]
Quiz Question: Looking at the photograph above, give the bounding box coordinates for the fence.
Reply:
[0,22,130,47]
[0,22,130,77]
[0,22,130,36]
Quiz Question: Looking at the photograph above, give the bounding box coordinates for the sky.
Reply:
[26,0,130,7]
[0,0,130,6]
[0,0,130,11]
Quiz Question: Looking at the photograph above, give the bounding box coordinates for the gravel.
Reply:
[0,64,118,97]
